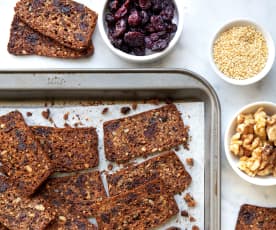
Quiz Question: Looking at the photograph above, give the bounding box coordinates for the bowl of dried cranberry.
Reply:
[99,0,184,62]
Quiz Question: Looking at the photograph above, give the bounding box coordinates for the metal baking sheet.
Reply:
[0,69,221,230]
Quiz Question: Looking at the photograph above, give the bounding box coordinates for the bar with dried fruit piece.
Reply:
[95,179,179,229]
[104,104,189,163]
[107,151,191,196]
[31,126,99,172]
[0,111,52,196]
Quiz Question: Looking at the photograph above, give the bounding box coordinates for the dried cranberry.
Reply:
[105,13,115,25]
[124,32,145,47]
[26,33,39,45]
[151,15,166,31]
[151,0,162,13]
[133,46,146,56]
[161,6,174,21]
[150,33,159,42]
[145,36,153,49]
[151,39,169,51]
[128,9,141,27]
[139,0,151,10]
[167,23,177,33]
[109,0,119,12]
[140,10,149,25]
[114,0,130,20]
[113,19,127,38]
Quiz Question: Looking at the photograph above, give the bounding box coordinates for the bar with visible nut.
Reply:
[0,176,55,230]
[46,212,97,230]
[39,171,107,217]
[31,126,99,172]
[104,104,189,163]
[0,111,52,196]
[107,151,192,196]
[8,16,94,58]
[95,179,179,230]
[15,0,98,50]
[235,204,276,229]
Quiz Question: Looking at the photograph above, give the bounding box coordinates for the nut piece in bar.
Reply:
[45,212,97,230]
[39,171,107,217]
[8,16,94,58]
[0,176,55,230]
[107,151,192,196]
[95,179,179,230]
[0,111,52,196]
[31,126,99,172]
[104,104,189,163]
[235,204,276,229]
[15,0,98,50]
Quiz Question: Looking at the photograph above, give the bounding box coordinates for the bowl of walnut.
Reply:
[225,102,276,186]
[99,0,184,62]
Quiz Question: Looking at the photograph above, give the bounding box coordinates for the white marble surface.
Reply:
[1,0,276,229]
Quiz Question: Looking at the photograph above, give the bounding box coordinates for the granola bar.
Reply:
[31,126,99,172]
[107,151,192,196]
[39,171,107,217]
[15,0,98,50]
[0,176,55,230]
[235,204,276,229]
[104,104,188,163]
[95,179,179,229]
[0,111,52,196]
[8,16,94,58]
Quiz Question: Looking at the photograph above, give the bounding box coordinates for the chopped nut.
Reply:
[189,216,196,222]
[41,109,50,120]
[26,112,32,117]
[0,124,5,128]
[63,112,69,120]
[184,193,196,207]
[180,210,189,217]
[25,165,33,173]
[102,107,109,115]
[131,103,138,110]
[34,204,45,211]
[108,164,113,171]
[58,216,67,221]
[192,225,200,230]
[186,158,194,167]
[0,150,7,155]
[121,106,131,115]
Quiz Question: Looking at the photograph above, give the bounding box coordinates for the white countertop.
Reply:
[1,0,276,229]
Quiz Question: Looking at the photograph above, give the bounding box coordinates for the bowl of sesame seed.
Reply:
[210,19,275,85]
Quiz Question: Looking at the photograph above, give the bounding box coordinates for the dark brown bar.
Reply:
[95,179,179,229]
[104,104,189,163]
[31,126,99,172]
[0,111,52,196]
[107,151,192,196]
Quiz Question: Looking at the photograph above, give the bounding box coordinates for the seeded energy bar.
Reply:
[15,0,98,50]
[107,151,192,196]
[31,126,99,172]
[104,104,188,163]
[0,177,55,230]
[235,204,276,230]
[0,111,52,196]
[8,16,94,58]
[39,171,107,217]
[95,180,179,229]
[46,212,97,230]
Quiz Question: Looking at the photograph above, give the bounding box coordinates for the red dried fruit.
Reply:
[114,0,130,20]
[139,0,151,10]
[113,19,127,38]
[128,10,141,27]
[124,32,145,47]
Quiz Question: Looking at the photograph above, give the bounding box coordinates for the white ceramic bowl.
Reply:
[99,0,184,62]
[225,101,276,186]
[210,19,275,86]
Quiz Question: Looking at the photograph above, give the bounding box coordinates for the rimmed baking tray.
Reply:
[0,69,220,230]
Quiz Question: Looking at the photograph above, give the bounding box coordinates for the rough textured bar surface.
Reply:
[31,126,99,172]
[8,16,94,58]
[15,0,98,50]
[0,111,52,196]
[0,176,55,230]
[107,151,192,196]
[0,224,7,230]
[95,180,179,230]
[104,104,188,163]
[39,171,107,217]
[46,211,97,230]
[235,204,276,230]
